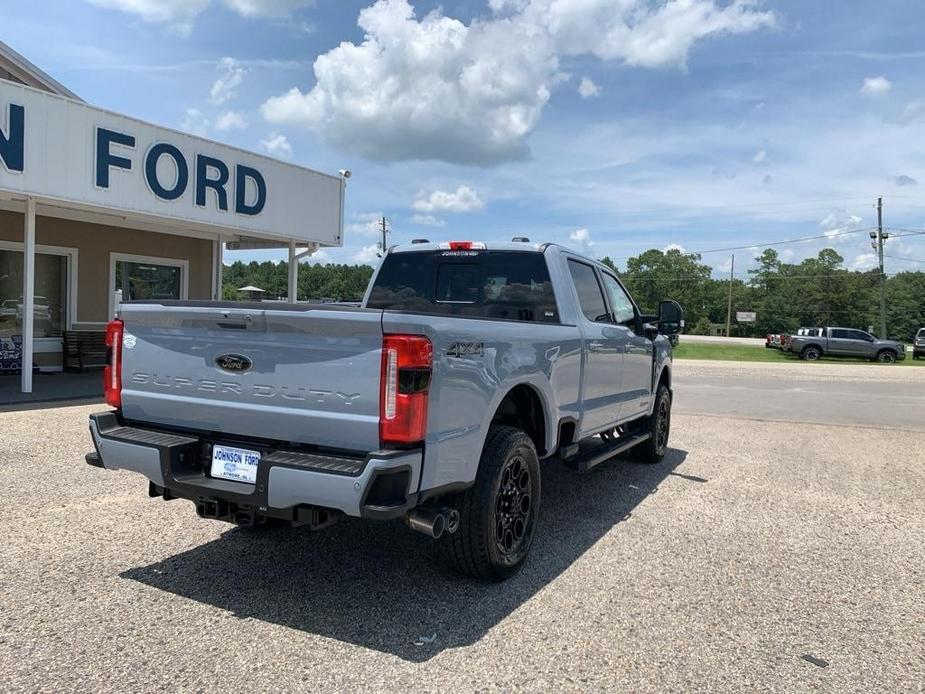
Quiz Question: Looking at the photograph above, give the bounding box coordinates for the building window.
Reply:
[109,253,188,316]
[114,260,181,301]
[0,249,68,338]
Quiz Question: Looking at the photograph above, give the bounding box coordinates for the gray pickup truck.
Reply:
[790,326,906,363]
[86,241,682,580]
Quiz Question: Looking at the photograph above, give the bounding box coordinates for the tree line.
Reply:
[601,248,924,341]
[223,247,925,341]
[223,260,373,302]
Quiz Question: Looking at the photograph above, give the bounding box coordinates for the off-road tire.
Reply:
[449,426,540,581]
[801,346,822,361]
[876,349,897,364]
[629,384,671,464]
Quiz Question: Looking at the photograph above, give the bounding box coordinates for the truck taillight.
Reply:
[380,334,432,446]
[103,318,124,409]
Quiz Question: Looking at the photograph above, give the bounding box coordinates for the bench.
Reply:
[63,330,107,372]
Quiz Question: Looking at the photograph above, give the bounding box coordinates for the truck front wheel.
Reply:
[449,426,541,581]
[629,384,671,464]
[876,349,897,364]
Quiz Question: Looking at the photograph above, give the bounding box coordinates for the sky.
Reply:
[4,0,925,276]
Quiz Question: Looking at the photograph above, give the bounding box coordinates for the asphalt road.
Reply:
[673,359,925,431]
[1,363,923,692]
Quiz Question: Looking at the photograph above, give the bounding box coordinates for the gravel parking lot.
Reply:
[1,363,923,692]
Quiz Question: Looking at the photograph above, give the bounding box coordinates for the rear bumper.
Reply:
[88,411,421,520]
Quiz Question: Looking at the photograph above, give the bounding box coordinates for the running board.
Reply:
[562,432,651,473]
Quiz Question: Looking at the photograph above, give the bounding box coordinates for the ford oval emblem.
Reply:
[224,462,237,473]
[215,353,252,373]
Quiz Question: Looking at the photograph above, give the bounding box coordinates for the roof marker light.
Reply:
[439,241,486,251]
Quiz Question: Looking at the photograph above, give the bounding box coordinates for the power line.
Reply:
[625,273,906,282]
[611,226,877,260]
[883,254,925,263]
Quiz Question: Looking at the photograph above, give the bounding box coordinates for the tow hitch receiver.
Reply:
[196,497,228,519]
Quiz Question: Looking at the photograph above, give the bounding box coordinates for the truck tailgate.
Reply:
[117,303,383,452]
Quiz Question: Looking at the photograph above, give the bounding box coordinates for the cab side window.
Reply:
[600,272,636,327]
[567,260,609,323]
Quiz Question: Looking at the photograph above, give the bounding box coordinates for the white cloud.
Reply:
[662,243,686,253]
[345,212,385,238]
[569,227,594,253]
[412,186,484,213]
[859,75,891,97]
[87,0,209,34]
[260,133,293,158]
[578,77,600,99]
[898,99,925,125]
[410,214,445,227]
[215,110,248,131]
[850,253,878,270]
[180,108,210,135]
[752,148,767,163]
[210,57,245,104]
[305,248,332,264]
[87,0,312,32]
[260,0,774,165]
[353,244,383,265]
[819,209,864,242]
[221,0,314,18]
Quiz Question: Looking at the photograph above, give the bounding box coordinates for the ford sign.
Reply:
[215,354,253,373]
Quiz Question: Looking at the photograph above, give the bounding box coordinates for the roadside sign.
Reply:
[736,311,757,322]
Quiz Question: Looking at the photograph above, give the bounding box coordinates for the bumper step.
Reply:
[262,449,365,476]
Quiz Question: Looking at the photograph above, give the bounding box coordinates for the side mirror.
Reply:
[658,300,684,335]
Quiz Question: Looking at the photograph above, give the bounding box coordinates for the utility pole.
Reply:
[377,216,390,257]
[725,254,735,338]
[874,196,889,339]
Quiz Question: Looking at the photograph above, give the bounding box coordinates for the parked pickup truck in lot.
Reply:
[86,240,683,580]
[790,326,906,363]
[914,328,925,360]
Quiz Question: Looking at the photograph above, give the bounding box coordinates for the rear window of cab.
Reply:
[367,250,559,323]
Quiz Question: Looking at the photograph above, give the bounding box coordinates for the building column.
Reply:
[21,197,36,393]
[212,235,224,301]
[288,240,297,304]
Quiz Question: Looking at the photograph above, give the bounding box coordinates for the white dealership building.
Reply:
[0,41,346,394]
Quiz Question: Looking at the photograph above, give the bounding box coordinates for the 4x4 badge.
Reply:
[445,341,483,357]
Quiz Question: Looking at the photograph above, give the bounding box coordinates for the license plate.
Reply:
[210,445,260,484]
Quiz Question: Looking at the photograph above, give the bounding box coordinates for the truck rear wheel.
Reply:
[449,426,540,581]
[629,384,671,464]
[801,346,821,361]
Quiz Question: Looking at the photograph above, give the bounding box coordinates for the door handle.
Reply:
[588,341,604,352]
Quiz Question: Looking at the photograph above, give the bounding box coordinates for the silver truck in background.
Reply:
[914,328,925,360]
[86,240,683,580]
[790,326,906,363]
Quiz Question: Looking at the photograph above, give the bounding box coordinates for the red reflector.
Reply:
[103,318,124,409]
[380,334,432,446]
[448,241,473,250]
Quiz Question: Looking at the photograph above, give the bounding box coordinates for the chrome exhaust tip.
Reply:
[445,508,460,534]
[406,508,445,538]
[405,507,460,539]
